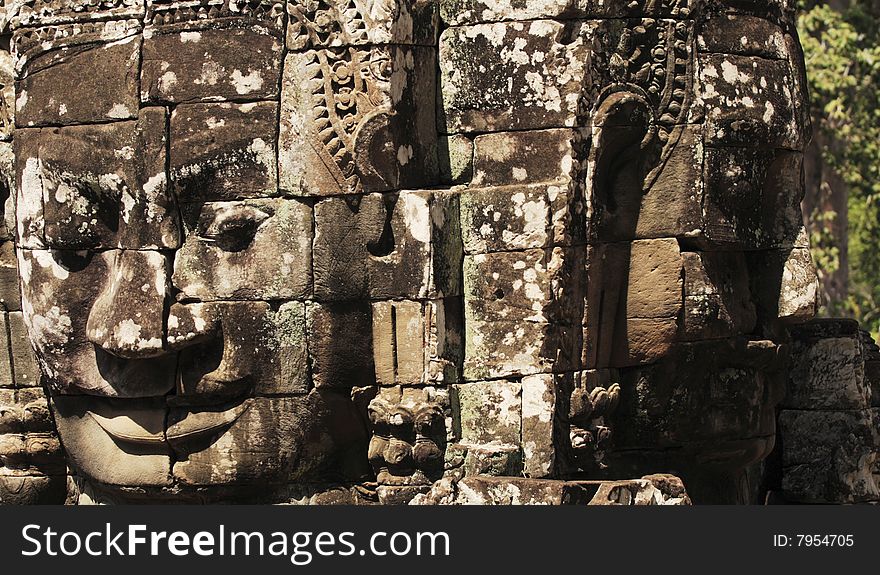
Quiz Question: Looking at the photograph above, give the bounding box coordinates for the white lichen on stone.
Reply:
[230,69,263,94]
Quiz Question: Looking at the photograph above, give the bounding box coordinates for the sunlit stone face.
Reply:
[8,0,819,504]
[9,6,393,501]
[436,0,818,501]
[581,9,817,495]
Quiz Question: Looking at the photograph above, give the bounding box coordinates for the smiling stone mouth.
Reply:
[88,398,253,446]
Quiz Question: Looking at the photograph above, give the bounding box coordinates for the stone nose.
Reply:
[86,250,170,359]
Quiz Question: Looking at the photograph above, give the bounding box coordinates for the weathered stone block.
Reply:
[860,329,880,408]
[0,242,21,311]
[619,126,703,241]
[463,246,584,378]
[312,195,383,301]
[611,339,782,453]
[87,250,168,359]
[377,485,431,504]
[582,246,617,368]
[16,34,140,126]
[0,144,15,239]
[471,129,581,188]
[8,312,41,389]
[454,379,521,446]
[12,143,43,249]
[462,444,522,477]
[313,191,460,301]
[698,14,789,59]
[438,134,473,185]
[440,0,589,24]
[522,373,556,478]
[626,239,683,319]
[786,327,870,411]
[588,475,691,505]
[747,248,819,324]
[308,302,375,389]
[372,299,462,386]
[426,299,465,384]
[283,485,375,505]
[372,300,427,386]
[439,20,593,133]
[368,192,460,299]
[464,248,571,324]
[279,46,438,196]
[171,393,366,486]
[584,240,682,366]
[777,248,820,321]
[698,54,803,150]
[465,316,576,380]
[681,251,756,340]
[287,0,438,50]
[170,102,278,202]
[174,198,312,300]
[703,148,804,249]
[780,409,880,503]
[0,314,12,388]
[429,476,595,505]
[868,358,880,409]
[461,184,552,254]
[609,317,679,368]
[169,397,272,485]
[584,239,681,367]
[142,24,283,103]
[439,0,691,25]
[265,302,311,394]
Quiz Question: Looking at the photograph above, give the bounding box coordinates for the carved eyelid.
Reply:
[49,249,93,272]
[202,205,271,238]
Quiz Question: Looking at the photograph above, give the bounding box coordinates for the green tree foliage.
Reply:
[799,0,880,338]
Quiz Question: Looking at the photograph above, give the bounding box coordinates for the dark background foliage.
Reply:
[799,0,880,338]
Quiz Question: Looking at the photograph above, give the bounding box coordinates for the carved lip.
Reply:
[167,399,252,443]
[88,399,252,446]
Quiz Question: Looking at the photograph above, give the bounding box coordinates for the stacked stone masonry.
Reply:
[0,38,66,502]
[0,0,872,505]
[773,320,880,504]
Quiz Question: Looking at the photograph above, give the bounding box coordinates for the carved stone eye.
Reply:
[50,249,92,273]
[203,206,269,252]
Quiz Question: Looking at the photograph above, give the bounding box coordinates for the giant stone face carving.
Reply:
[3,0,819,504]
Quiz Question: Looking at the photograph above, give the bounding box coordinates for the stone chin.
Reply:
[52,390,367,500]
[603,339,787,479]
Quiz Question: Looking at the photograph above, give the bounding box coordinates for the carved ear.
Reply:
[589,91,656,242]
[593,91,654,136]
[352,107,398,192]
